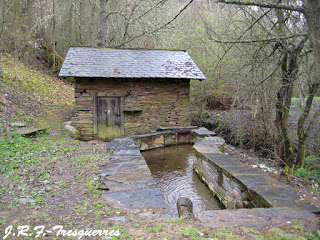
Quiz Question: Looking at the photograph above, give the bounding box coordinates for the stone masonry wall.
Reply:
[75,77,191,140]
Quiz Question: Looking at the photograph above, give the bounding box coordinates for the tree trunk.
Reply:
[303,0,320,87]
[98,0,109,47]
[275,35,306,167]
[296,83,320,168]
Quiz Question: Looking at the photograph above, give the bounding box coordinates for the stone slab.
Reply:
[223,164,268,175]
[196,207,319,228]
[192,127,216,137]
[194,137,225,147]
[232,174,277,189]
[103,188,165,209]
[202,153,243,169]
[107,138,136,151]
[158,126,198,131]
[16,127,47,136]
[193,146,223,154]
[98,161,147,175]
[250,185,304,208]
[113,149,142,156]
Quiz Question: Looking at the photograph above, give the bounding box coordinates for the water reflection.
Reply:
[142,145,222,217]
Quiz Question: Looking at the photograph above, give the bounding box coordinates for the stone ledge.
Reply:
[193,136,320,216]
[196,207,319,228]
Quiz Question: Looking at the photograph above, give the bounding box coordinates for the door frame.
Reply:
[93,94,125,139]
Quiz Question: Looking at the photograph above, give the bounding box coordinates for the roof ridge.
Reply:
[69,46,187,52]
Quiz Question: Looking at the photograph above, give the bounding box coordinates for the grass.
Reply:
[295,155,320,186]
[1,55,73,105]
[291,97,320,104]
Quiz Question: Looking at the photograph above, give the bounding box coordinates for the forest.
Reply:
[0,0,320,238]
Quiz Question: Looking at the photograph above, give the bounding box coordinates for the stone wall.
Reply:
[193,137,271,209]
[75,77,190,140]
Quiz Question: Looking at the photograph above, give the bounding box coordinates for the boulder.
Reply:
[64,124,80,140]
[63,121,72,126]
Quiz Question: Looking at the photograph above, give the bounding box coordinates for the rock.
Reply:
[106,216,127,222]
[19,198,35,204]
[64,125,80,140]
[63,121,72,126]
[157,214,172,220]
[139,212,154,217]
[10,123,25,128]
[177,197,193,217]
[0,96,7,106]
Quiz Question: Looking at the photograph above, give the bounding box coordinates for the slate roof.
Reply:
[59,47,206,80]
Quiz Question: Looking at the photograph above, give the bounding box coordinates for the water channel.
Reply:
[142,144,222,217]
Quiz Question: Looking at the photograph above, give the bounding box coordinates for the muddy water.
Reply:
[142,145,222,217]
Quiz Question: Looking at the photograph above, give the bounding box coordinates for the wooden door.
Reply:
[96,97,124,140]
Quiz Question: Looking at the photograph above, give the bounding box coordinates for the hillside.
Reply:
[0,54,74,130]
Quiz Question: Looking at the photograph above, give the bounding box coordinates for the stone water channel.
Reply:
[99,128,320,226]
[142,144,223,216]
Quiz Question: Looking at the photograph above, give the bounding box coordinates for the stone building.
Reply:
[59,47,206,141]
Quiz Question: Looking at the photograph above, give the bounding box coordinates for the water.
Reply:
[142,144,222,217]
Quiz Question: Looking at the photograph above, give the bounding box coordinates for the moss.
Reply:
[97,123,122,140]
[40,43,64,75]
[289,147,294,155]
[219,144,225,153]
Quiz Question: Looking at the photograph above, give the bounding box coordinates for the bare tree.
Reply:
[215,0,320,168]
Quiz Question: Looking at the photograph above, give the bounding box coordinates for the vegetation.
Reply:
[0,0,319,238]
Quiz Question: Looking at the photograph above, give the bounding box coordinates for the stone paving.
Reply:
[98,137,166,209]
[99,130,320,228]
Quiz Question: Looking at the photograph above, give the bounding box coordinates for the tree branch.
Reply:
[216,0,305,14]
[238,61,281,108]
[213,7,272,70]
[210,34,307,44]
[114,0,194,48]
